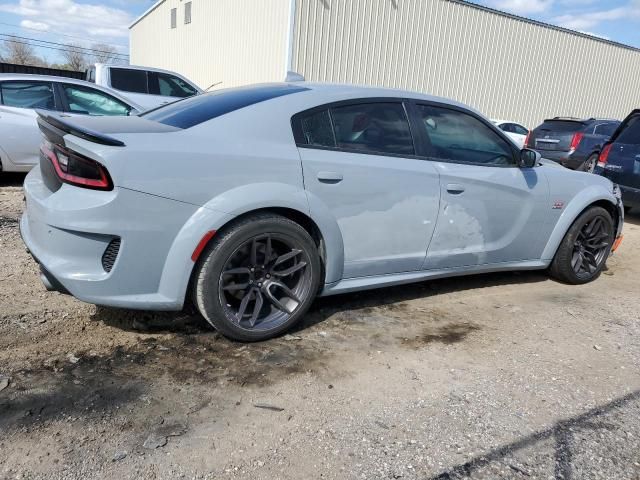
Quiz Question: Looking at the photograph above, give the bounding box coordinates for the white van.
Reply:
[86,64,202,111]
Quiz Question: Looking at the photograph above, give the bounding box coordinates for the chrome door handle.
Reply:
[446,183,465,194]
[317,171,343,184]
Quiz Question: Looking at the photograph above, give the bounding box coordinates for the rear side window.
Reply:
[111,68,148,94]
[594,122,618,136]
[0,81,55,109]
[537,120,584,133]
[512,124,529,135]
[616,116,640,146]
[142,84,309,129]
[300,110,336,147]
[330,103,414,155]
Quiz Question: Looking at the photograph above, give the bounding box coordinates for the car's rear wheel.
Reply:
[549,206,614,284]
[580,153,599,173]
[194,214,321,342]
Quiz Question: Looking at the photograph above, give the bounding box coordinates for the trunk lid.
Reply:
[601,111,640,188]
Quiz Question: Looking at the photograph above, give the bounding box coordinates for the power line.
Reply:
[0,21,128,50]
[0,33,129,58]
[1,38,130,61]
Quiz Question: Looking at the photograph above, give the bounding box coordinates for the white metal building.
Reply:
[130,0,640,127]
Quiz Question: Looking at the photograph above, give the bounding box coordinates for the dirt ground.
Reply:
[1,172,639,480]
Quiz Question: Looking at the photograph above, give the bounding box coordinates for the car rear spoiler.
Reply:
[36,111,126,147]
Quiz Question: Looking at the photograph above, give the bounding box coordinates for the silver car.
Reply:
[21,83,625,341]
[0,74,141,173]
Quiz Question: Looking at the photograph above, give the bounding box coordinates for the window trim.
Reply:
[408,100,520,168]
[292,97,421,159]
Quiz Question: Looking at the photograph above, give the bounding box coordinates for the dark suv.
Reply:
[526,117,619,171]
[594,109,640,213]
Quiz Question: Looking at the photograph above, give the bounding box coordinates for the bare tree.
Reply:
[61,43,87,71]
[1,39,38,65]
[90,43,118,64]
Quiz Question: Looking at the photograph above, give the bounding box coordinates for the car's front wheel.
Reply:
[549,206,614,284]
[194,214,321,342]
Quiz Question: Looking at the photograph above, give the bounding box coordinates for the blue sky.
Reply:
[0,0,638,66]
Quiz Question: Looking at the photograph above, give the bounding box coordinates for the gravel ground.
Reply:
[1,172,639,480]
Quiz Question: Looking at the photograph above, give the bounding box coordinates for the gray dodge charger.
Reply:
[21,83,625,341]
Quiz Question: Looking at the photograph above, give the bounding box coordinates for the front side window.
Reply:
[110,68,148,94]
[151,72,198,98]
[63,85,131,116]
[0,81,55,110]
[329,102,414,156]
[416,105,514,166]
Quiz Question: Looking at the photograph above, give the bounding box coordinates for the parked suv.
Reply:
[594,109,640,213]
[526,117,619,171]
[86,64,202,110]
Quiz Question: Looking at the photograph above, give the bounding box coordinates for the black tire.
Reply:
[579,153,599,173]
[194,213,321,342]
[549,206,614,284]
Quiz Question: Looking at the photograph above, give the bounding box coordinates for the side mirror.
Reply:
[519,148,540,168]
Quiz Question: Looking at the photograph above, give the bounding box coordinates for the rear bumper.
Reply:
[20,167,203,310]
[620,184,640,208]
[538,150,585,169]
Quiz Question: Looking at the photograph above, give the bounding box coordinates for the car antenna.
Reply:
[205,81,223,91]
[285,71,305,82]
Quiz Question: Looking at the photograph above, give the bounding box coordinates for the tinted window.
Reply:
[537,120,584,133]
[594,122,618,136]
[142,84,308,129]
[63,85,131,116]
[616,116,640,146]
[150,72,198,98]
[299,109,335,147]
[416,105,514,166]
[111,68,148,94]
[512,124,529,135]
[0,81,55,109]
[329,103,414,155]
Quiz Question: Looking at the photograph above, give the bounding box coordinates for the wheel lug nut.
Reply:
[250,267,255,272]
[258,282,262,287]
[266,274,271,279]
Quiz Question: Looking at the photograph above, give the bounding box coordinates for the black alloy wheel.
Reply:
[194,214,321,342]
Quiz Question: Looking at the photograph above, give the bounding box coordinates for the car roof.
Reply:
[491,119,527,126]
[285,81,483,115]
[0,73,144,110]
[544,116,618,123]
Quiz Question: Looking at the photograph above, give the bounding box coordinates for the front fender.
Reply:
[540,185,620,261]
[158,183,346,306]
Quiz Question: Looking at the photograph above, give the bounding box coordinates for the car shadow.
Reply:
[92,269,550,336]
[0,172,27,187]
[624,208,640,226]
[431,389,640,480]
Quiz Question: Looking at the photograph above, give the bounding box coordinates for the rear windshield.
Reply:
[141,84,309,129]
[616,115,640,146]
[537,120,585,133]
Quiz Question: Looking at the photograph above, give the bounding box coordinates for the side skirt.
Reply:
[319,260,549,297]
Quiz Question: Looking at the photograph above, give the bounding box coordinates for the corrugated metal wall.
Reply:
[130,0,290,90]
[292,0,640,128]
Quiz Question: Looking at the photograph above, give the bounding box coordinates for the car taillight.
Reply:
[569,132,584,151]
[598,143,613,168]
[524,131,531,148]
[41,142,112,190]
